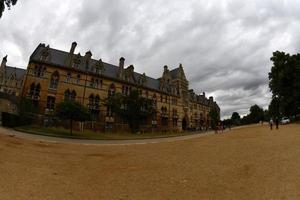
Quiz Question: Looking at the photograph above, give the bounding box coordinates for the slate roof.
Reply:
[170,68,180,79]
[30,44,161,91]
[5,66,26,80]
[29,44,218,108]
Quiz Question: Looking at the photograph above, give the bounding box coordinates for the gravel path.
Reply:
[1,124,300,200]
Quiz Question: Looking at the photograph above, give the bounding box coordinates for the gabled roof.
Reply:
[5,66,26,80]
[30,44,161,90]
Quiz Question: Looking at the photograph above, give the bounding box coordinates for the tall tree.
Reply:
[268,97,280,118]
[56,101,90,135]
[269,51,300,118]
[209,107,219,130]
[240,105,264,125]
[105,90,154,133]
[248,104,264,123]
[0,0,18,18]
[231,112,241,125]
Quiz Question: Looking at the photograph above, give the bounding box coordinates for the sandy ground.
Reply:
[0,124,300,200]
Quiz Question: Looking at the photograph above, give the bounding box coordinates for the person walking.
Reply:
[275,117,279,129]
[269,118,273,130]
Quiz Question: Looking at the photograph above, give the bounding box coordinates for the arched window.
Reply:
[64,89,70,101]
[89,94,94,106]
[34,66,46,77]
[49,71,59,89]
[64,89,76,101]
[28,83,41,106]
[95,95,100,106]
[152,94,157,108]
[29,83,35,96]
[108,83,116,97]
[71,90,76,101]
[173,109,178,127]
[161,107,167,116]
[161,106,168,126]
[89,94,100,121]
[88,94,100,111]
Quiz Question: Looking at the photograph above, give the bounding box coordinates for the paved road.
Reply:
[0,126,215,145]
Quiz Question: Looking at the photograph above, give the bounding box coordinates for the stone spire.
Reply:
[0,55,7,84]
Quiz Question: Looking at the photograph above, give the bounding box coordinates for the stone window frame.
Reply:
[49,71,59,90]
[46,96,56,110]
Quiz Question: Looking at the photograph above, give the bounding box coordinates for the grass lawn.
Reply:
[14,126,200,140]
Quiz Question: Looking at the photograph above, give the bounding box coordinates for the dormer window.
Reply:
[72,54,81,69]
[40,46,50,61]
[93,59,104,75]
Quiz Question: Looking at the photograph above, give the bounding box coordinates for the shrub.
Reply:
[1,112,32,127]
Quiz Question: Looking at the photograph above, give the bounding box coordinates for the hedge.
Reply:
[1,112,32,128]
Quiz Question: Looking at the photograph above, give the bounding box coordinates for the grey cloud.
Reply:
[1,0,299,118]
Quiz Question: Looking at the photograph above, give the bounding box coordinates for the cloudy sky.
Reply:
[1,0,299,118]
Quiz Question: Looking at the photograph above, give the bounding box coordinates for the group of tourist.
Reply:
[269,117,279,130]
[215,121,229,134]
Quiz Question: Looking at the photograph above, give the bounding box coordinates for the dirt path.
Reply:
[0,124,300,200]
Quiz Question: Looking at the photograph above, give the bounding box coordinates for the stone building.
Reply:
[4,42,219,131]
[0,56,25,120]
[0,56,25,96]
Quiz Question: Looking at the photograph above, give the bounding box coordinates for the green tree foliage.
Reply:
[264,109,270,122]
[209,107,219,130]
[241,105,264,125]
[56,101,90,135]
[0,0,18,18]
[105,90,154,133]
[268,97,280,118]
[249,105,264,123]
[269,51,300,118]
[19,98,39,116]
[222,118,232,128]
[231,112,241,125]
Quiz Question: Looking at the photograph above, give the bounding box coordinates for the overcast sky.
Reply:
[1,0,299,118]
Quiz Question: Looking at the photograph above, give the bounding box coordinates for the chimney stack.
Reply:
[70,42,77,55]
[119,57,125,69]
[84,51,92,70]
[164,65,168,72]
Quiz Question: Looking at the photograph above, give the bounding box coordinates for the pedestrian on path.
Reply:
[275,117,279,129]
[269,118,273,130]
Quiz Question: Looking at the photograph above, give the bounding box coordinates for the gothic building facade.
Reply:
[0,55,25,96]
[1,42,220,132]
